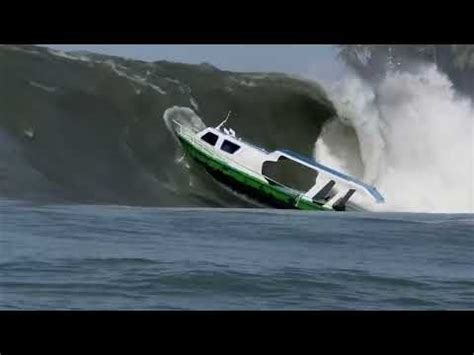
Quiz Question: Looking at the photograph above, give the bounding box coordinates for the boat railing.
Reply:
[171,119,201,136]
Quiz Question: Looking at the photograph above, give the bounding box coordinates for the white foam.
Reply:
[104,60,166,95]
[315,64,474,213]
[162,106,206,136]
[48,49,91,63]
[236,79,257,87]
[28,81,57,93]
[190,97,199,111]
[164,77,181,85]
[3,45,42,56]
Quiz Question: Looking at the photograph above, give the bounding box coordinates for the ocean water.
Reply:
[1,199,472,310]
[1,45,473,313]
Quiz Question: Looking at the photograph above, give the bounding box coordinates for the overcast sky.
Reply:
[43,45,347,83]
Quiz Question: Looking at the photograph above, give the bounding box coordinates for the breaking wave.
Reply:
[1,45,472,213]
[315,64,474,213]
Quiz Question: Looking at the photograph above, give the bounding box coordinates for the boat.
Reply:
[172,113,384,212]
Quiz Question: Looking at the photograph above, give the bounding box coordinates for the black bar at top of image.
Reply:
[1,26,473,45]
[2,2,473,44]
[4,31,473,45]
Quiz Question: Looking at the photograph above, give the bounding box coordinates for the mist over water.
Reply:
[163,106,206,135]
[315,64,474,213]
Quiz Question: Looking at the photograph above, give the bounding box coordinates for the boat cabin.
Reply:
[193,125,384,211]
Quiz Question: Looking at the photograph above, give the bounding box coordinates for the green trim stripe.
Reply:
[179,136,330,211]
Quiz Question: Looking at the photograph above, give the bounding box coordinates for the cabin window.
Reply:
[201,132,219,146]
[220,140,241,154]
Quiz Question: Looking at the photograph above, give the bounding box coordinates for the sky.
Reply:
[43,45,347,83]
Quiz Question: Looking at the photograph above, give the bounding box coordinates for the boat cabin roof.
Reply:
[277,149,385,203]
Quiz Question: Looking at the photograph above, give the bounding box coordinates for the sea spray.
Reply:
[162,106,207,167]
[315,64,474,213]
[162,106,206,138]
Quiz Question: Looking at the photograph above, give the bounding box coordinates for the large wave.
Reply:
[0,45,334,207]
[1,45,472,212]
[315,64,474,213]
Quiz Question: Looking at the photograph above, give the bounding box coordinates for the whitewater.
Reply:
[315,64,474,213]
[162,64,474,213]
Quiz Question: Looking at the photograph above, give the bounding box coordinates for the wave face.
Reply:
[1,45,472,212]
[316,50,474,213]
[0,45,335,207]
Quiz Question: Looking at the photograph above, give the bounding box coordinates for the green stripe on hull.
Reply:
[179,137,329,211]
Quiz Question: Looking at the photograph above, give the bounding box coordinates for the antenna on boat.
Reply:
[216,110,231,130]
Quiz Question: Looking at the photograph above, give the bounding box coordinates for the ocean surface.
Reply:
[1,199,472,310]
